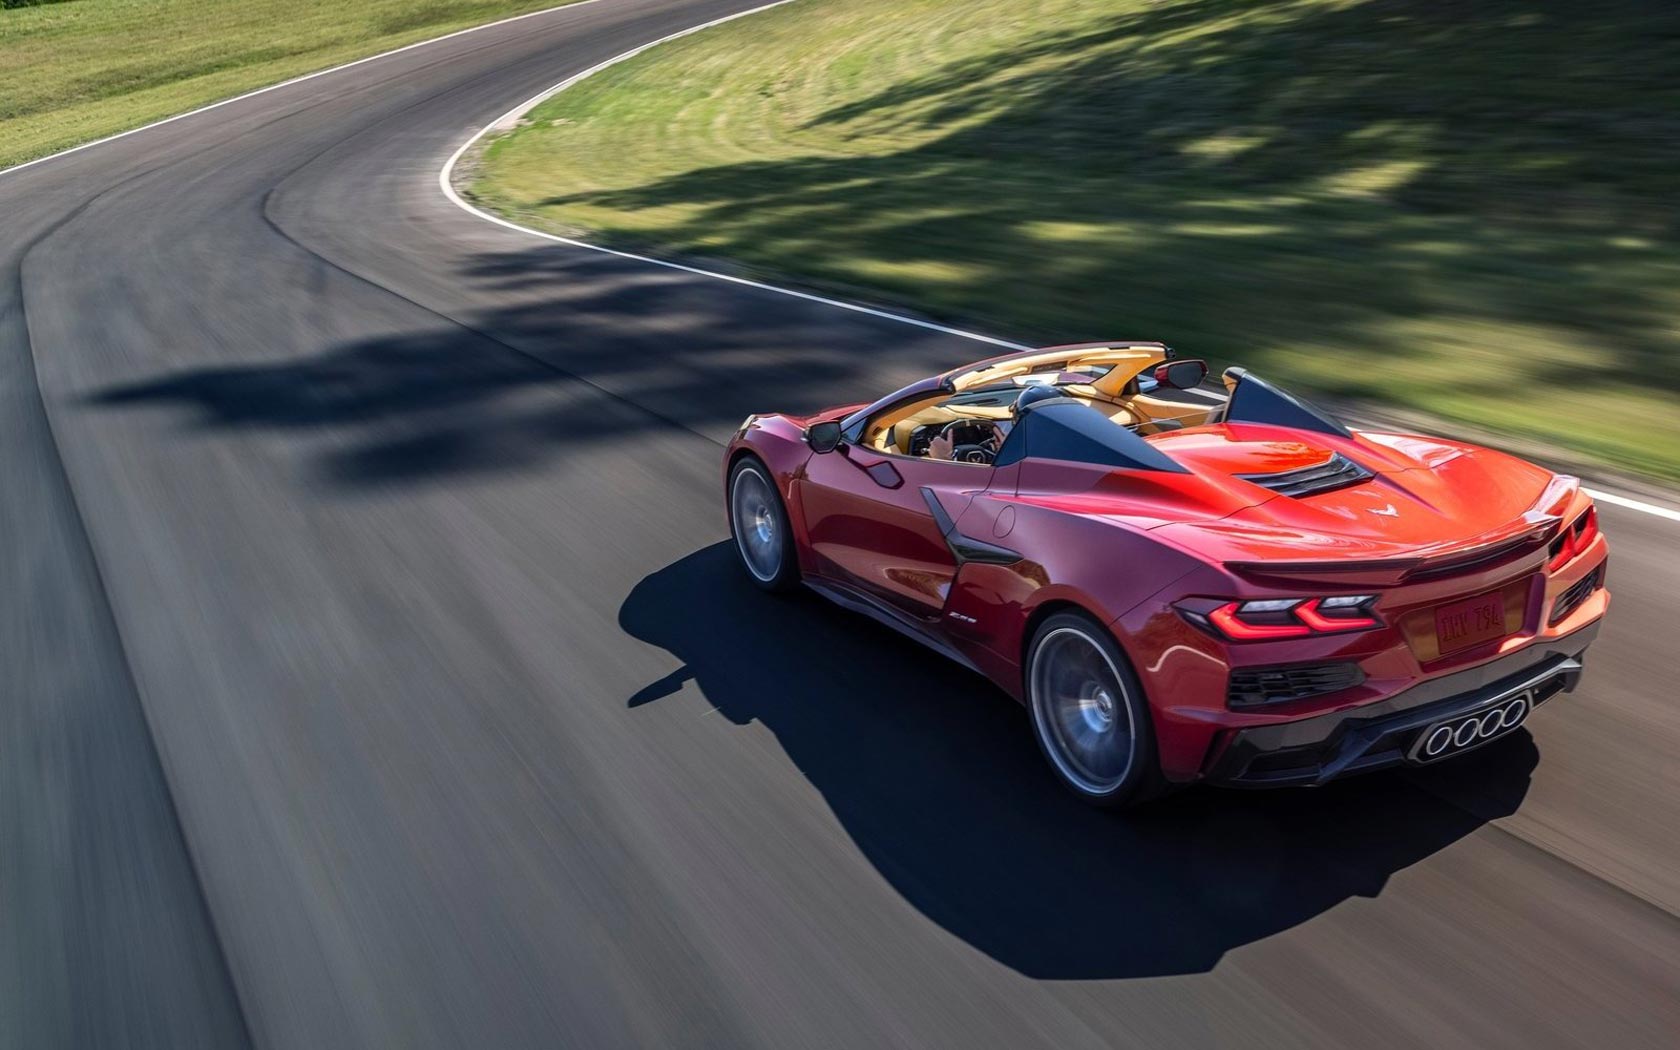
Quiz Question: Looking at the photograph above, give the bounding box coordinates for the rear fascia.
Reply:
[1116,523,1609,782]
[1205,629,1597,786]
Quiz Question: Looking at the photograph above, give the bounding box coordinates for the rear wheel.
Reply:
[1026,611,1163,807]
[728,457,799,592]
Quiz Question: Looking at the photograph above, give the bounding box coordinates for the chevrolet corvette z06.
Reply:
[724,343,1608,806]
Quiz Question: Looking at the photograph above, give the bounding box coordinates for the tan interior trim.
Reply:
[862,348,1218,455]
[947,345,1167,394]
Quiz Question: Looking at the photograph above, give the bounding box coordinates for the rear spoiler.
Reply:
[1226,511,1565,587]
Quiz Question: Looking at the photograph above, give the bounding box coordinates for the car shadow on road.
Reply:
[622,542,1538,981]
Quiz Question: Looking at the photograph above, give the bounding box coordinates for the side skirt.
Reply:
[803,577,983,676]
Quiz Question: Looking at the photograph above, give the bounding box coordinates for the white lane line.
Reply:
[0,0,614,182]
[437,0,1027,351]
[1181,388,1227,403]
[1586,489,1680,523]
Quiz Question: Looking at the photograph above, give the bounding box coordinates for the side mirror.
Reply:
[1152,359,1209,391]
[806,419,844,454]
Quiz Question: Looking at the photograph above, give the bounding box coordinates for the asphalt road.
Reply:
[2,1,1677,1047]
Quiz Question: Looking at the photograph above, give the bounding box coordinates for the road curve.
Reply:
[3,1,1677,1046]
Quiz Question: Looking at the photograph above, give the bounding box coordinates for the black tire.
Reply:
[727,456,800,592]
[1026,611,1166,808]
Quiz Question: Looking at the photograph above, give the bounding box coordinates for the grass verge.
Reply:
[467,0,1680,482]
[0,0,579,170]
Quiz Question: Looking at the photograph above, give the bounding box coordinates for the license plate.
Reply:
[1434,590,1506,654]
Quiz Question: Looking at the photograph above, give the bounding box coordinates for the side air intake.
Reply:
[1228,662,1364,708]
[1235,452,1372,498]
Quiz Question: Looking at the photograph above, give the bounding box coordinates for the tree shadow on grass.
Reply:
[622,543,1538,980]
[527,0,1680,403]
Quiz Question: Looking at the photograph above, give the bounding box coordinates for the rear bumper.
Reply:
[1202,618,1600,787]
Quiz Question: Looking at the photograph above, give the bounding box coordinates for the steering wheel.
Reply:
[935,420,998,464]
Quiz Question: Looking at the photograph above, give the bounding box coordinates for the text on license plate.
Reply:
[1435,590,1506,654]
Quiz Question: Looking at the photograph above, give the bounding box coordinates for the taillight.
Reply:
[1577,505,1598,547]
[1547,506,1598,572]
[1188,596,1381,642]
[1209,602,1310,639]
[1295,596,1381,631]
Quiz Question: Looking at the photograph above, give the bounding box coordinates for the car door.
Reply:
[796,441,988,620]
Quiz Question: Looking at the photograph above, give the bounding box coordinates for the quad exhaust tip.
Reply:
[1420,695,1531,759]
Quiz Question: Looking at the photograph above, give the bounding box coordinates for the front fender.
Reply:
[726,414,816,556]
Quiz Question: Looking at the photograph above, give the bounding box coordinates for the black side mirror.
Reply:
[806,420,844,453]
[1152,359,1209,391]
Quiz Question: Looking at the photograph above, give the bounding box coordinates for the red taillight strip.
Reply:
[1548,506,1599,572]
[1198,598,1380,641]
[1577,505,1598,547]
[1294,598,1379,632]
[1208,602,1311,639]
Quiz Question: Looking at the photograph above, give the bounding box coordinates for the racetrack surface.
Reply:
[2,1,1676,1046]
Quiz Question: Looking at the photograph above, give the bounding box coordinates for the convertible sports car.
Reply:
[723,342,1609,806]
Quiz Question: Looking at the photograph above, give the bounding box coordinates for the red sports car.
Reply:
[723,342,1609,806]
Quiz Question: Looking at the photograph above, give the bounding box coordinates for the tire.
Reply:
[728,456,800,592]
[1026,611,1165,808]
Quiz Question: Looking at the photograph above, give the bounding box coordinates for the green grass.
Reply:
[0,0,579,169]
[468,0,1680,482]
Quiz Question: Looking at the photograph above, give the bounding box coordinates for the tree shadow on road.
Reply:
[84,242,973,489]
[83,245,972,489]
[621,542,1537,981]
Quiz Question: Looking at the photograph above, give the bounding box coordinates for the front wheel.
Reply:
[728,456,800,592]
[1026,611,1164,807]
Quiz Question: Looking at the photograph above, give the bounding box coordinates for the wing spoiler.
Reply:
[1225,509,1568,587]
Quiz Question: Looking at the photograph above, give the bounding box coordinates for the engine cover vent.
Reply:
[1236,452,1373,498]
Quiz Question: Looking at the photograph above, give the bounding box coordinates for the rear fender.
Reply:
[943,496,1206,699]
